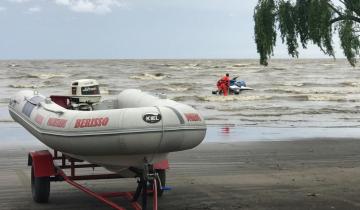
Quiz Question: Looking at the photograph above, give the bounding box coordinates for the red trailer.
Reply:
[28,149,169,210]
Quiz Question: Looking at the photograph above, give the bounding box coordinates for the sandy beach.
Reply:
[1,138,360,210]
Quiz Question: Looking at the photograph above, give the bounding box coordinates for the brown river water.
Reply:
[1,59,360,142]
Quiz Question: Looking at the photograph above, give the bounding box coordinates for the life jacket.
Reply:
[218,76,229,87]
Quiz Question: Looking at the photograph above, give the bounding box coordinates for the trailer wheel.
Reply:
[156,169,166,197]
[31,166,50,203]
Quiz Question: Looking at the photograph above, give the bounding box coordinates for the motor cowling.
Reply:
[70,79,101,110]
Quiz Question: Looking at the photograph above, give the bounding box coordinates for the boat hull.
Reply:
[9,89,206,171]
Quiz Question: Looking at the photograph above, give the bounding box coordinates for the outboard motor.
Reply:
[70,79,101,111]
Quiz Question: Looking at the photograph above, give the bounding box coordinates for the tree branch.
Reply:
[330,15,360,24]
[327,2,343,17]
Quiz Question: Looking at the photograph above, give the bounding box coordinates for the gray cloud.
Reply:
[7,0,31,3]
[27,6,41,13]
[54,0,122,14]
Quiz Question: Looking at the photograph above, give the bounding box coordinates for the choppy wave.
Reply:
[172,95,202,101]
[2,59,360,129]
[263,88,302,94]
[211,65,227,69]
[129,73,166,80]
[233,112,283,117]
[198,95,270,102]
[321,63,336,67]
[9,75,28,79]
[218,106,360,115]
[174,64,203,70]
[155,87,192,92]
[26,73,68,79]
[264,87,359,95]
[269,94,350,102]
[87,75,105,79]
[305,108,360,114]
[218,106,291,112]
[232,63,252,68]
[9,84,46,88]
[0,98,10,103]
[7,64,20,67]
[307,95,348,102]
[340,81,360,87]
[43,80,62,86]
[203,116,225,121]
[9,73,68,79]
[230,107,360,117]
[172,95,270,102]
[99,87,109,95]
[151,82,194,92]
[281,81,305,87]
[271,67,287,71]
[148,63,175,69]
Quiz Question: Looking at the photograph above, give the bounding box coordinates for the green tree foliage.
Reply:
[254,0,360,66]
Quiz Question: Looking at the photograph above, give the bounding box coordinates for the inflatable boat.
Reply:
[8,79,206,173]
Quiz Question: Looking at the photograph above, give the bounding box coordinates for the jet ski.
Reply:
[212,77,253,95]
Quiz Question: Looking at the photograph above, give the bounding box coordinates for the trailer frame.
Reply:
[28,149,169,210]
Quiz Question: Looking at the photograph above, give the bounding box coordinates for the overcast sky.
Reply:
[0,0,343,60]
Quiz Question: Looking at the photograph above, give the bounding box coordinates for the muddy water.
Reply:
[1,59,360,141]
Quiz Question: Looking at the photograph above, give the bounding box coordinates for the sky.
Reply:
[0,0,344,60]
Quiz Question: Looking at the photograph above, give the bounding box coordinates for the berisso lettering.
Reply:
[74,117,109,128]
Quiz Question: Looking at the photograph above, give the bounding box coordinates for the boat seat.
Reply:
[50,95,71,109]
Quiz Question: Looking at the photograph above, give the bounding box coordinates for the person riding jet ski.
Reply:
[216,73,230,96]
[213,74,253,95]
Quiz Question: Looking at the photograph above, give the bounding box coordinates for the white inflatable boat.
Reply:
[8,79,206,172]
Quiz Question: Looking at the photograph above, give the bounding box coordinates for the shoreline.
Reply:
[1,120,360,146]
[2,104,360,144]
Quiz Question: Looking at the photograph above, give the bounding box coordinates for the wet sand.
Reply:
[1,139,360,210]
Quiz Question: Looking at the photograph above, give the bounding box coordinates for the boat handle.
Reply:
[9,99,19,107]
[10,99,18,104]
[24,97,38,105]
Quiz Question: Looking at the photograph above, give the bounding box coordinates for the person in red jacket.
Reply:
[216,73,230,96]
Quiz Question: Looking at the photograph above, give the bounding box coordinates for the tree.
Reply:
[254,0,360,66]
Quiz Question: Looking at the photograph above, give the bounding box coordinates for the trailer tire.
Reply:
[156,169,166,197]
[31,166,50,203]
